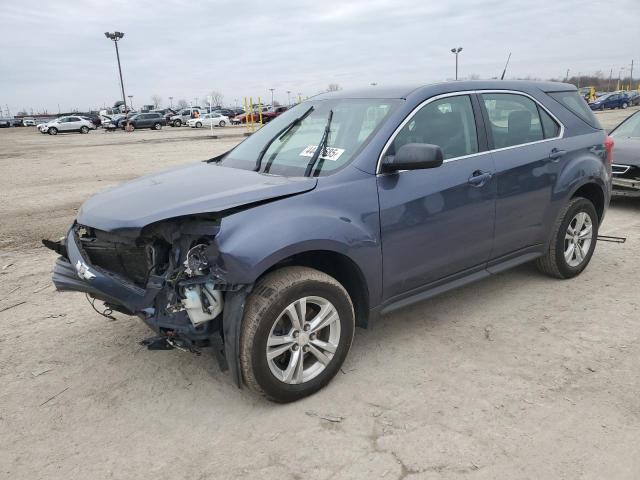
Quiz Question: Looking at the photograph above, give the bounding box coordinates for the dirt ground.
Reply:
[1,110,639,480]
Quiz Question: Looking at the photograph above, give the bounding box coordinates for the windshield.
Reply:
[610,112,640,139]
[220,98,400,176]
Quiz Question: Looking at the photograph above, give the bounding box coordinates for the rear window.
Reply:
[548,91,601,129]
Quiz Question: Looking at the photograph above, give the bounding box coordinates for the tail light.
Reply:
[604,136,614,165]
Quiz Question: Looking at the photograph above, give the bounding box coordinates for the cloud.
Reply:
[0,0,638,113]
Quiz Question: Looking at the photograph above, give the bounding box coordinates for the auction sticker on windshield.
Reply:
[300,145,345,161]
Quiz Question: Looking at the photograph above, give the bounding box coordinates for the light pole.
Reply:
[104,31,129,130]
[269,88,275,107]
[128,95,134,111]
[286,90,291,106]
[450,47,463,80]
[169,96,173,109]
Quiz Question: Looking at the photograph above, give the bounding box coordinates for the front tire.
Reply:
[80,126,89,134]
[219,120,226,127]
[174,119,182,127]
[48,127,58,135]
[195,121,202,128]
[536,197,598,279]
[240,267,355,403]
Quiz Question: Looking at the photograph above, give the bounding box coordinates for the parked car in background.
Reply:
[212,108,237,118]
[22,118,36,126]
[609,110,640,196]
[170,108,205,127]
[589,92,630,110]
[261,105,289,123]
[0,119,11,128]
[123,112,166,131]
[39,116,96,135]
[45,81,612,402]
[626,91,640,106]
[12,118,24,127]
[187,112,229,128]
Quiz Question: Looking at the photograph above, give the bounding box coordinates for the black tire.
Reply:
[536,197,598,279]
[174,119,182,127]
[621,102,628,109]
[195,121,202,128]
[80,126,89,134]
[240,266,355,403]
[48,127,58,135]
[219,120,226,127]
[153,123,162,130]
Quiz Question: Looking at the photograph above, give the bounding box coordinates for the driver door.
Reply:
[377,94,496,300]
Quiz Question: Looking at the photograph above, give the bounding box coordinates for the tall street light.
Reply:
[104,31,129,129]
[169,96,173,108]
[128,95,134,110]
[450,47,463,80]
[269,88,275,107]
[286,90,291,106]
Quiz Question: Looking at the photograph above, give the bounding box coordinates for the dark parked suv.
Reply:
[124,112,166,130]
[45,81,612,402]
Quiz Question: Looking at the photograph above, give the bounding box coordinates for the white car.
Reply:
[39,116,96,135]
[23,118,36,126]
[187,113,229,128]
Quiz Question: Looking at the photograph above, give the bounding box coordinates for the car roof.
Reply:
[312,80,577,100]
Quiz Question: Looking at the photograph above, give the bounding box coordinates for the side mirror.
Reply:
[381,143,444,172]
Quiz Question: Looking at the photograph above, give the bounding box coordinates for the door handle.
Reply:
[468,170,493,187]
[549,148,567,162]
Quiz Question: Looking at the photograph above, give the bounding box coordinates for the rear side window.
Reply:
[388,95,478,160]
[539,108,560,138]
[548,91,602,129]
[481,93,544,148]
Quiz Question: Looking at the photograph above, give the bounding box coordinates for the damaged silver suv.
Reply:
[45,81,612,402]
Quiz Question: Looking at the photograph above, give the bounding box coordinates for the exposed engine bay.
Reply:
[46,217,247,368]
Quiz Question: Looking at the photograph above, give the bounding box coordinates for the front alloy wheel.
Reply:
[240,267,354,402]
[564,212,593,267]
[266,296,341,384]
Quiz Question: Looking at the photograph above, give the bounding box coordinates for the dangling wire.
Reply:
[85,293,116,321]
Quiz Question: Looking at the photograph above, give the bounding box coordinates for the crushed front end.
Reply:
[45,218,247,379]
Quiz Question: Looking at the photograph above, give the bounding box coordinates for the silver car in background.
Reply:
[39,116,96,135]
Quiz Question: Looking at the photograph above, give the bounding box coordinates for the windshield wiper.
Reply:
[304,110,333,177]
[254,106,314,172]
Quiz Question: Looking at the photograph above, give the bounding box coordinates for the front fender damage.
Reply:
[45,217,252,388]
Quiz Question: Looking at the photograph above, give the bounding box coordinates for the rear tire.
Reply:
[536,197,598,279]
[621,102,628,109]
[80,126,89,134]
[240,267,355,403]
[195,121,202,128]
[219,120,226,127]
[153,123,162,130]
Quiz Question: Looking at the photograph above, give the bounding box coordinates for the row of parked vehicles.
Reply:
[587,90,640,111]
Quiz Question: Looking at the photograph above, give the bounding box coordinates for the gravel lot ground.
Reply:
[1,109,639,480]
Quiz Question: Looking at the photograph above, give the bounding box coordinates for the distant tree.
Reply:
[207,90,224,107]
[327,83,341,92]
[151,94,162,109]
[17,110,27,116]
[176,99,189,109]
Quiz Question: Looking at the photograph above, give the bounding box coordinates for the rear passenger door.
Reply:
[479,92,564,260]
[378,94,496,299]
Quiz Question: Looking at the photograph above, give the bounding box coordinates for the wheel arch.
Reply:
[258,249,370,328]
[570,181,605,222]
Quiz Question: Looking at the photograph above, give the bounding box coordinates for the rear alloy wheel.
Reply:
[153,123,162,130]
[219,120,226,127]
[48,127,58,135]
[240,267,354,403]
[174,119,182,127]
[536,197,598,279]
[80,126,89,134]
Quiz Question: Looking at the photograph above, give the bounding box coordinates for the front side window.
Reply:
[482,93,544,148]
[220,98,400,177]
[385,95,478,161]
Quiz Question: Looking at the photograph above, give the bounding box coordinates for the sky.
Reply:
[0,0,638,115]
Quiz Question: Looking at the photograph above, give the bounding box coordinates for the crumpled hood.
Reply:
[612,138,640,167]
[76,162,317,232]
